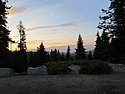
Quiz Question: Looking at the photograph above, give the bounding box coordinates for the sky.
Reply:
[7,0,109,52]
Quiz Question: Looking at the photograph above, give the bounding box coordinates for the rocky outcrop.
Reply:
[109,64,125,72]
[28,66,48,75]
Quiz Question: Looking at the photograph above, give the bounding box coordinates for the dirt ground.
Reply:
[0,72,125,94]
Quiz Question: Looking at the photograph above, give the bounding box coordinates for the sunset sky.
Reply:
[7,0,109,52]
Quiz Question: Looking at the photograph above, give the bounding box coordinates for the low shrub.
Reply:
[79,60,112,74]
[45,60,112,75]
[45,62,72,75]
[109,57,125,64]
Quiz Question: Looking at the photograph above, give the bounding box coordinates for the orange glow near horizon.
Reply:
[9,38,95,52]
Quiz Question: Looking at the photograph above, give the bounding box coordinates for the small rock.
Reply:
[68,65,81,74]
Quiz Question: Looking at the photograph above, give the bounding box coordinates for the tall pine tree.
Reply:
[75,34,86,60]
[94,31,109,60]
[98,0,125,61]
[101,31,110,59]
[0,0,11,66]
[18,21,27,51]
[94,32,103,59]
[14,21,27,72]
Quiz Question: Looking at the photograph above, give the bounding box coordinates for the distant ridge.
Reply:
[46,44,95,53]
[27,44,94,52]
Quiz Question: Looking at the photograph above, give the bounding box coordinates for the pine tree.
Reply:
[88,51,92,60]
[15,21,27,72]
[28,52,39,67]
[94,31,110,60]
[75,34,86,60]
[101,31,110,59]
[50,49,54,61]
[54,49,58,61]
[29,51,33,66]
[60,53,65,61]
[110,0,125,59]
[50,49,64,61]
[66,46,71,60]
[37,42,48,65]
[18,21,27,51]
[101,31,109,48]
[98,0,125,60]
[57,49,61,61]
[0,0,11,66]
[50,49,58,61]
[94,32,103,59]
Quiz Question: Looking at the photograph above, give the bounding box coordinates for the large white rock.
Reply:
[0,68,14,77]
[28,66,48,75]
[68,65,81,74]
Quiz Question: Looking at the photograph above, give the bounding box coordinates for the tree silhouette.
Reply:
[15,21,27,72]
[54,49,58,61]
[88,51,92,60]
[75,34,86,60]
[37,42,48,65]
[94,31,110,60]
[18,21,27,51]
[57,49,61,61]
[0,0,11,67]
[98,0,125,61]
[66,46,71,60]
[60,53,65,61]
[28,52,39,67]
[29,51,34,66]
[50,49,54,61]
[94,32,103,59]
[49,49,65,61]
[101,31,110,60]
[49,49,62,61]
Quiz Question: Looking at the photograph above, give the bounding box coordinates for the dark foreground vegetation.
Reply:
[45,60,112,75]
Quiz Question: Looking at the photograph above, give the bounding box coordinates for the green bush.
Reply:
[79,60,112,74]
[44,60,112,75]
[45,61,72,75]
[109,57,125,64]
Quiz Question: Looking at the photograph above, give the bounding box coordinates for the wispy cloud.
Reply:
[43,32,58,35]
[26,22,79,31]
[27,40,41,44]
[8,6,27,17]
[27,40,51,44]
[44,4,62,9]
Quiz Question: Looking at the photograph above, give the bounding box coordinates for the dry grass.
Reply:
[0,73,125,94]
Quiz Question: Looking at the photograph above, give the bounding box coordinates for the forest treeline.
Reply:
[9,34,87,72]
[0,0,125,72]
